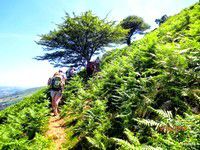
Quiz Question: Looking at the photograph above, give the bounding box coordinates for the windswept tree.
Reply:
[120,15,150,46]
[155,15,168,26]
[36,11,126,67]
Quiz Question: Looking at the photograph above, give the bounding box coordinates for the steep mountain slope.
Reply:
[60,3,200,149]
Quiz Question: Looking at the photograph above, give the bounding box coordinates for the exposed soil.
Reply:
[46,114,66,150]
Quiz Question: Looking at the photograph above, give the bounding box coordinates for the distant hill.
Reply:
[0,87,43,110]
[0,86,25,98]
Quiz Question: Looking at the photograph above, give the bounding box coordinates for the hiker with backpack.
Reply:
[86,57,101,78]
[49,71,65,116]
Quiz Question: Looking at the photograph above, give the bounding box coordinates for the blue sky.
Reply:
[0,0,198,87]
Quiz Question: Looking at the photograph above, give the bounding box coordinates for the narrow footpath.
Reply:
[46,114,66,150]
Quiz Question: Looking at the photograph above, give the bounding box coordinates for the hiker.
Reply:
[86,57,101,77]
[50,71,65,116]
[66,67,75,80]
[86,61,96,77]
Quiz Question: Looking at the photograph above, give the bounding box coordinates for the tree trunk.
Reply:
[127,36,131,46]
[126,29,134,46]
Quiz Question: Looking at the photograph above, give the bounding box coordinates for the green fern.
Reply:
[113,128,163,150]
[133,118,164,129]
[148,106,173,120]
[123,128,140,147]
[112,138,136,150]
[86,136,106,150]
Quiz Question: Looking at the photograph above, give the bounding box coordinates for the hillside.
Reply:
[60,3,200,149]
[0,2,199,150]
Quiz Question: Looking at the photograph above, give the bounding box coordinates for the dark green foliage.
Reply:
[120,15,150,45]
[36,11,126,67]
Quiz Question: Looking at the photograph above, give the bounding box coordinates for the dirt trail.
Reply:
[46,114,66,150]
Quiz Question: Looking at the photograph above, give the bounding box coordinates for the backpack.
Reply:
[51,76,62,90]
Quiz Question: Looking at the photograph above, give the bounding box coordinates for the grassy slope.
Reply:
[61,3,200,149]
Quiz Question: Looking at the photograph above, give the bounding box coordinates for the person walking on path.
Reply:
[50,71,65,116]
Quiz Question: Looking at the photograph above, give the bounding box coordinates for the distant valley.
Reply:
[0,86,26,98]
[0,86,43,110]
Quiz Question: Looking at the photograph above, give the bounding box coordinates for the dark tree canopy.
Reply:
[36,11,126,67]
[155,15,168,26]
[120,15,150,46]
